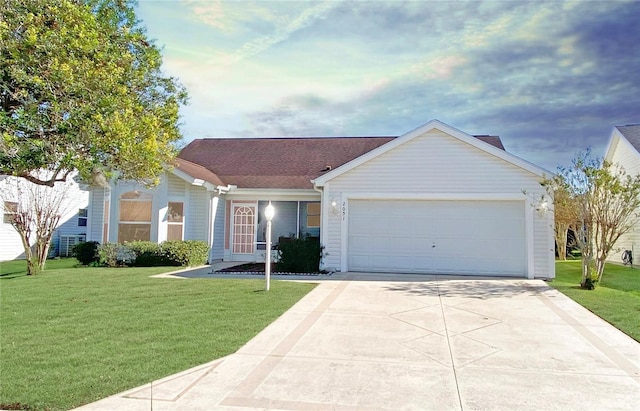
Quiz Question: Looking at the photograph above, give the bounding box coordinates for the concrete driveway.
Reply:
[78,273,639,410]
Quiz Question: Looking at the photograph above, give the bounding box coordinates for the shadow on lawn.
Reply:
[0,270,27,280]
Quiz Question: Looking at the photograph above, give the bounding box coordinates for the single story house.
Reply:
[0,174,89,261]
[86,120,555,278]
[604,124,640,264]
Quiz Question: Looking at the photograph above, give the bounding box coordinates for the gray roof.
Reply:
[616,124,640,153]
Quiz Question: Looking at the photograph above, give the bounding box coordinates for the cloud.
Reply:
[153,0,640,172]
[180,0,337,66]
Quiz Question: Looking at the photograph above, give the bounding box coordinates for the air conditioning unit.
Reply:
[59,234,86,257]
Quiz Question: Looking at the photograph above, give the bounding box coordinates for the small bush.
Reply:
[98,243,135,267]
[72,241,99,265]
[160,240,209,266]
[277,236,323,273]
[127,241,163,267]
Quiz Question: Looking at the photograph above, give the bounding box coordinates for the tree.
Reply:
[1,175,75,275]
[0,0,187,187]
[549,183,579,260]
[545,152,640,288]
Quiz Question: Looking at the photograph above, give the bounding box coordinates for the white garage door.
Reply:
[348,200,526,276]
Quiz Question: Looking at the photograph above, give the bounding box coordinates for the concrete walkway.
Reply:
[77,274,639,411]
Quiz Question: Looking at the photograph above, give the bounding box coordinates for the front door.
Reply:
[231,204,256,261]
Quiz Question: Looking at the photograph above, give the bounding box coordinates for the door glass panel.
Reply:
[233,206,255,254]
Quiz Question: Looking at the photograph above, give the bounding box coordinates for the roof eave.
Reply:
[171,168,219,191]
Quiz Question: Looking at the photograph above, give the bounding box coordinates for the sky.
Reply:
[135,0,640,172]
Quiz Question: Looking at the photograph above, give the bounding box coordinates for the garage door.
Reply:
[348,200,526,276]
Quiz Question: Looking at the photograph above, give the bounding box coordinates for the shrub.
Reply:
[127,241,163,266]
[277,236,323,273]
[72,241,100,265]
[97,243,135,267]
[160,240,209,266]
[95,240,208,268]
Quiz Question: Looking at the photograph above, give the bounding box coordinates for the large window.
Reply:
[167,202,184,241]
[118,191,152,243]
[3,201,17,224]
[306,202,321,228]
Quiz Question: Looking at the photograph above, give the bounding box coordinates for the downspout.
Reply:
[206,185,235,263]
[312,183,326,269]
[296,201,300,238]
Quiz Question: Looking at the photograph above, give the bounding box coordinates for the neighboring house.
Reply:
[86,119,555,278]
[604,124,640,264]
[0,175,89,261]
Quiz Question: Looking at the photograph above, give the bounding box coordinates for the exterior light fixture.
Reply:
[330,198,339,216]
[264,201,275,291]
[535,196,549,217]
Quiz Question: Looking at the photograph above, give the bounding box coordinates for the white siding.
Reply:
[321,129,554,278]
[211,196,226,261]
[168,174,186,198]
[609,136,640,176]
[607,136,640,264]
[87,188,106,242]
[185,186,208,241]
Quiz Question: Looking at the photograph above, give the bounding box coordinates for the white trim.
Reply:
[604,130,620,162]
[343,192,527,201]
[605,127,640,163]
[296,201,300,238]
[171,168,218,191]
[547,211,555,278]
[208,194,219,262]
[314,119,550,187]
[525,203,534,279]
[340,193,348,272]
[226,188,319,197]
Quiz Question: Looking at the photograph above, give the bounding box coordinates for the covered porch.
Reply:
[223,199,321,263]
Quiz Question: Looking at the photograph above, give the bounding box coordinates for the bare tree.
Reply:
[1,177,73,275]
[546,152,640,288]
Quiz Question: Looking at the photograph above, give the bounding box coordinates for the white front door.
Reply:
[231,204,256,261]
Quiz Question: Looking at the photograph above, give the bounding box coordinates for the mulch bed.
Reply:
[214,263,330,276]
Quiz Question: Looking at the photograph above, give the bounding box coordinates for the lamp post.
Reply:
[264,201,275,291]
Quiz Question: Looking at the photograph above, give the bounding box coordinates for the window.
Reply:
[306,202,321,228]
[167,202,184,241]
[118,191,152,243]
[78,208,88,227]
[3,201,17,224]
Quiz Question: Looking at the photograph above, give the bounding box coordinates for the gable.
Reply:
[616,125,640,153]
[326,128,543,193]
[314,120,547,187]
[606,127,640,176]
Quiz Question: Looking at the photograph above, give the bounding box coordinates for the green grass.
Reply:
[0,259,316,410]
[551,261,640,342]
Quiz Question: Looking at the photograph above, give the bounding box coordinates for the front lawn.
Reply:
[551,261,640,342]
[0,259,315,411]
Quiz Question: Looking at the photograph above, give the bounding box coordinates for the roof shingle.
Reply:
[177,135,505,189]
